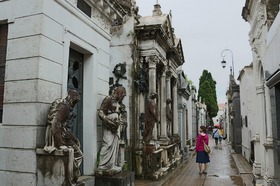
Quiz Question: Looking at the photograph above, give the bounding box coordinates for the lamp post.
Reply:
[221,49,234,78]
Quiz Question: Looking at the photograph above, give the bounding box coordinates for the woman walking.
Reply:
[195,126,210,175]
[218,126,224,149]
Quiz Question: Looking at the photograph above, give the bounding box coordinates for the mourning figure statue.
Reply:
[166,99,173,137]
[143,93,158,144]
[97,86,126,172]
[44,89,83,184]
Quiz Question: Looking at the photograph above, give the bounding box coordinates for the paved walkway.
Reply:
[136,137,254,186]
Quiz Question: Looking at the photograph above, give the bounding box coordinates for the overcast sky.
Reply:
[136,0,252,103]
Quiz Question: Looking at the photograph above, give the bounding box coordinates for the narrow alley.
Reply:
[136,137,254,186]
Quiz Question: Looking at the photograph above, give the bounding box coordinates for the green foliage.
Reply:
[183,72,196,92]
[198,70,218,118]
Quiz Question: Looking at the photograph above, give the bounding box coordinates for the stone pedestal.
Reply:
[95,171,135,186]
[135,150,143,178]
[161,144,174,167]
[263,139,275,186]
[118,143,125,169]
[253,133,261,183]
[142,144,163,180]
[37,148,84,186]
[181,146,189,160]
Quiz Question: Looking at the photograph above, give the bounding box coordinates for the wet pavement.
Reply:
[136,137,254,186]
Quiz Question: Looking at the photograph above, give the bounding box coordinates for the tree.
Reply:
[198,70,218,119]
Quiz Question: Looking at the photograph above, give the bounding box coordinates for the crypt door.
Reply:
[67,48,84,150]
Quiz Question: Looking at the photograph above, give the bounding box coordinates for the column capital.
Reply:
[148,55,159,67]
[166,70,172,78]
[161,66,167,77]
[172,78,177,86]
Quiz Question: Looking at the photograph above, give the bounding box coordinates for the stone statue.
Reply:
[44,89,83,184]
[143,93,158,144]
[119,103,127,144]
[97,86,126,172]
[166,99,173,137]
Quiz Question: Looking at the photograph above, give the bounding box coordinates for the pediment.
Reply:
[136,14,175,46]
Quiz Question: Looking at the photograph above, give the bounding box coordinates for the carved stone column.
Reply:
[166,71,171,100]
[264,85,273,139]
[253,132,262,183]
[256,84,266,179]
[263,84,275,185]
[263,138,274,186]
[172,80,180,141]
[135,57,145,177]
[159,68,169,144]
[148,56,158,96]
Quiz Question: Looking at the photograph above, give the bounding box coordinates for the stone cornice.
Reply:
[178,88,190,100]
[167,48,184,66]
[84,0,133,30]
[135,25,173,52]
[136,28,184,68]
[93,0,128,18]
[55,0,111,39]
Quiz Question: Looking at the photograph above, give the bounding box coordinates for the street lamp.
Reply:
[221,49,234,78]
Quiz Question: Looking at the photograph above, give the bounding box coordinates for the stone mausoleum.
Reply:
[0,0,187,185]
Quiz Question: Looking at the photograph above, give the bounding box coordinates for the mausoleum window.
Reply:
[0,23,7,123]
[77,0,92,17]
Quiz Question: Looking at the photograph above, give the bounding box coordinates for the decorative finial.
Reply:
[156,0,159,4]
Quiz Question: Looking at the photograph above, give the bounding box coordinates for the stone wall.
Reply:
[0,0,112,184]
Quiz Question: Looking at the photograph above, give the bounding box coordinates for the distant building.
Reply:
[212,103,226,125]
[226,75,242,153]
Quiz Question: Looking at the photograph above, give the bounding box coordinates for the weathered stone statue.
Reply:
[143,93,158,144]
[166,99,173,137]
[97,86,126,172]
[119,103,127,144]
[44,89,83,184]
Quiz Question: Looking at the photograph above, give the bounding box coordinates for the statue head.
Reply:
[149,93,158,100]
[166,98,172,104]
[66,89,80,108]
[112,86,126,102]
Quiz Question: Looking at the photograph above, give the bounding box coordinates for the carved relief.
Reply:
[92,8,110,31]
[148,55,159,66]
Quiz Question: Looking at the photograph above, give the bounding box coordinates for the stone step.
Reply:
[78,176,95,186]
